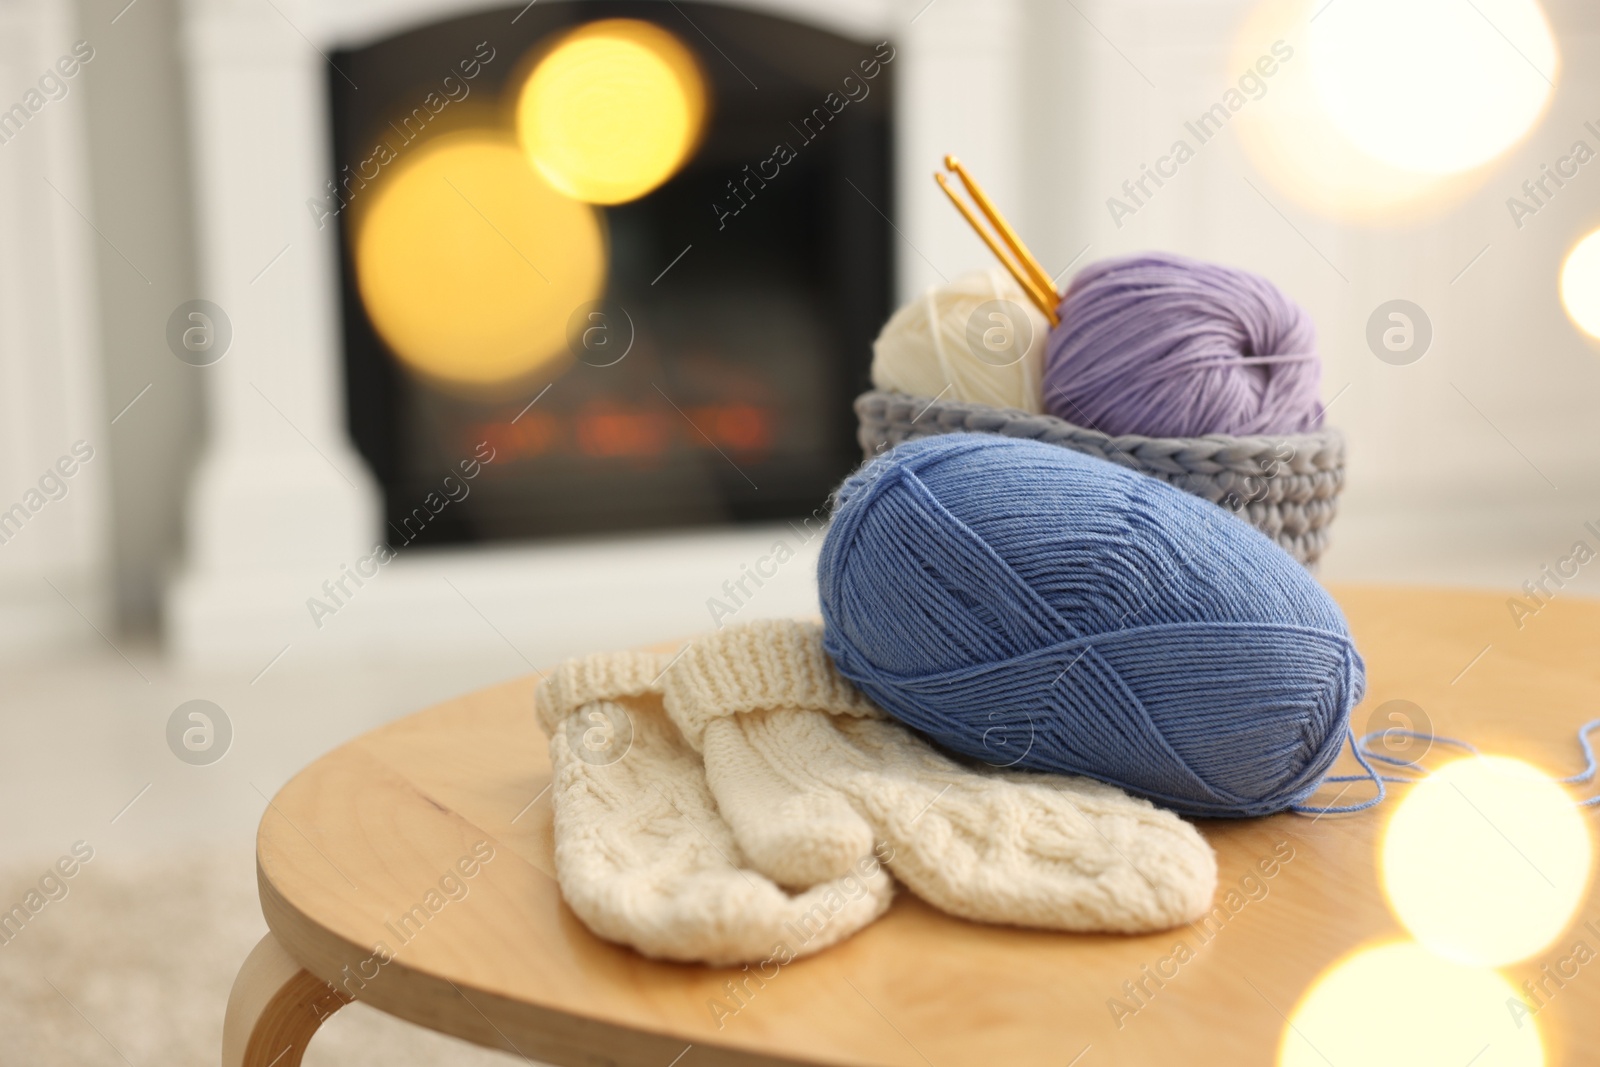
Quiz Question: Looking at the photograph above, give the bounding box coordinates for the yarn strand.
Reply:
[1290,729,1387,816]
[1293,719,1600,814]
[1558,718,1600,806]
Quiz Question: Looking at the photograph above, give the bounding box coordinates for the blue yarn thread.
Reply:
[818,433,1366,819]
[1307,718,1600,812]
[1568,719,1600,803]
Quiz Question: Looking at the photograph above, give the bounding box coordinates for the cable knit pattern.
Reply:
[660,621,1218,932]
[540,689,893,964]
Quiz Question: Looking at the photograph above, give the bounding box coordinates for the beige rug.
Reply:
[0,844,526,1065]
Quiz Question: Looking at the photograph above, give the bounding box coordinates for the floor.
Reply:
[2,498,1598,1064]
[0,642,530,1065]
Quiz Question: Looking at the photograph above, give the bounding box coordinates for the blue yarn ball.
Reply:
[817,434,1365,818]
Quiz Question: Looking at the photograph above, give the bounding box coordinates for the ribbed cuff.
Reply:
[535,649,671,737]
[661,619,882,750]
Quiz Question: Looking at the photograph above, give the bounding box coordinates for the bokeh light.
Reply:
[1280,941,1543,1067]
[1308,0,1556,175]
[516,19,708,205]
[1234,0,1556,224]
[1382,756,1590,967]
[1560,229,1600,339]
[354,132,606,389]
[1232,1,1474,224]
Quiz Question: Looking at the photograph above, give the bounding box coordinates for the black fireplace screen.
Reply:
[328,2,894,546]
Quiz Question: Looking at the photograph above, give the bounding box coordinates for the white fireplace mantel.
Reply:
[168,0,1029,666]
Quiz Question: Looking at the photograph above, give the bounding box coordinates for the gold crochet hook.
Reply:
[934,155,1060,326]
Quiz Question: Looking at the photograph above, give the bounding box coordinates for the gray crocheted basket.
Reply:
[854,389,1344,567]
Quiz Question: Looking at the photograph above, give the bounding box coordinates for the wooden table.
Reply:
[222,586,1600,1067]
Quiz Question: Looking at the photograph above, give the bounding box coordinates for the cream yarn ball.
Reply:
[870,267,1049,414]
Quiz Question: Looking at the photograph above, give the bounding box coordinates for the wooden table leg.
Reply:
[223,932,351,1067]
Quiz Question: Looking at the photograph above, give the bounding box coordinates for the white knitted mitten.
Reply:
[535,649,893,965]
[662,621,1219,934]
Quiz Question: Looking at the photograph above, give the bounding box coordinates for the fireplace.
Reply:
[329,3,893,547]
[169,0,1027,665]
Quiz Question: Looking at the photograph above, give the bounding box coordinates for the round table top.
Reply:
[257,586,1600,1067]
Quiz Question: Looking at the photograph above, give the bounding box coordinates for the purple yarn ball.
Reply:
[1041,251,1323,438]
